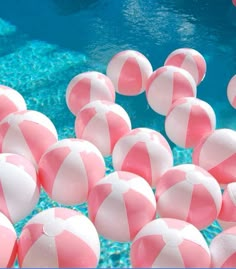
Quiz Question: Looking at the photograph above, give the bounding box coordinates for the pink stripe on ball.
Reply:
[68,77,91,115]
[56,230,98,268]
[118,57,143,95]
[165,52,186,67]
[164,48,206,85]
[121,142,152,186]
[146,66,196,116]
[221,253,236,268]
[185,104,213,148]
[75,101,131,156]
[131,235,166,267]
[193,53,207,83]
[107,50,153,96]
[80,150,105,192]
[106,111,131,154]
[19,121,58,164]
[18,208,100,268]
[0,182,11,220]
[208,154,236,186]
[165,97,216,148]
[172,69,196,100]
[88,171,156,242]
[155,169,186,198]
[66,72,115,116]
[187,184,218,229]
[112,128,173,187]
[75,107,97,138]
[54,207,79,220]
[124,189,156,239]
[0,96,18,121]
[0,86,27,122]
[218,183,236,228]
[39,147,71,195]
[0,122,10,152]
[88,183,113,223]
[0,216,17,267]
[131,218,210,268]
[38,139,105,205]
[155,164,222,229]
[18,223,44,266]
[179,239,211,267]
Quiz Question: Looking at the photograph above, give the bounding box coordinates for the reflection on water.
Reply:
[0,0,235,124]
[0,0,235,129]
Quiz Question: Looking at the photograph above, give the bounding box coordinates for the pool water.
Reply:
[0,0,235,267]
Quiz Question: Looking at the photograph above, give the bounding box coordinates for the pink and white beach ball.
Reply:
[0,85,27,122]
[66,71,116,116]
[164,48,206,85]
[88,171,156,242]
[227,74,236,108]
[146,66,196,115]
[165,97,216,148]
[75,100,131,156]
[106,50,153,96]
[38,138,105,205]
[112,128,173,187]
[218,183,236,230]
[210,226,236,267]
[0,212,17,267]
[193,128,236,187]
[131,218,211,268]
[0,153,39,223]
[0,110,58,166]
[155,164,222,230]
[18,207,100,268]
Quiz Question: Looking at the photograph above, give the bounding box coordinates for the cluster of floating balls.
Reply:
[0,46,236,268]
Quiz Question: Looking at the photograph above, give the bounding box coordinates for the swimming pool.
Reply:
[0,0,235,267]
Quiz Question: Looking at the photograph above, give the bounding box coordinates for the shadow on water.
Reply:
[0,31,27,57]
[52,0,99,15]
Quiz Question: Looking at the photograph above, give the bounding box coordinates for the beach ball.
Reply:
[218,183,236,230]
[75,100,131,156]
[106,50,153,96]
[112,128,173,187]
[88,171,156,242]
[131,218,211,268]
[18,207,100,268]
[146,66,196,116]
[227,74,236,108]
[155,164,222,230]
[165,97,216,148]
[0,85,27,122]
[66,71,116,116]
[0,110,58,166]
[0,153,39,223]
[164,48,206,85]
[233,0,236,7]
[0,212,17,267]
[193,128,236,187]
[38,138,105,205]
[210,226,236,267]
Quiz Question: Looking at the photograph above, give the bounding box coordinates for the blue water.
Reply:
[0,0,235,267]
